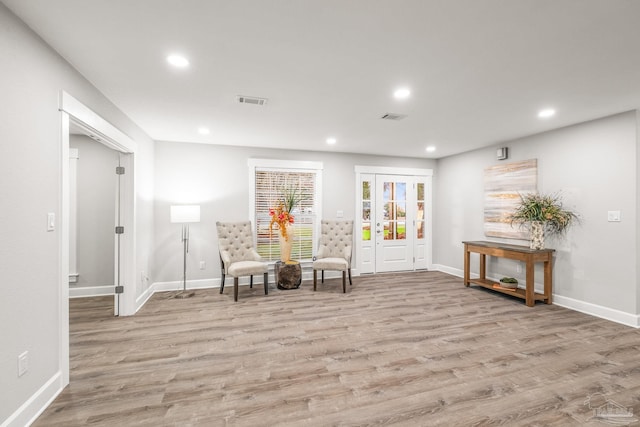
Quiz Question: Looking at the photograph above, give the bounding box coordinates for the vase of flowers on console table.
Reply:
[510,192,578,250]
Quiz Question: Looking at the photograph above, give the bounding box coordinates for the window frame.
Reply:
[248,159,323,264]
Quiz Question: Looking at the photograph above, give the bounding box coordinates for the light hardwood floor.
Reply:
[34,271,640,426]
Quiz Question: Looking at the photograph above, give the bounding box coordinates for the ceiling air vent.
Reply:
[380,113,407,120]
[237,95,268,106]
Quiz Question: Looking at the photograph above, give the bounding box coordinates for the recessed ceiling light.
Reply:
[326,137,337,145]
[538,108,556,118]
[198,127,210,135]
[394,88,411,99]
[426,146,436,153]
[167,54,189,68]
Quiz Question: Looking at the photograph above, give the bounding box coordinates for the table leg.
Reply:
[464,245,470,287]
[525,259,534,307]
[544,259,553,304]
[479,254,486,280]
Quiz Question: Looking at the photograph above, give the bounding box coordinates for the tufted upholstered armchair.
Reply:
[313,220,354,293]
[216,221,268,302]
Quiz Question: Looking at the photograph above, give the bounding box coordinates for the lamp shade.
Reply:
[170,205,200,223]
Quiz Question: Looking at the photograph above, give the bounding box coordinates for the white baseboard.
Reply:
[69,285,114,298]
[150,271,346,292]
[139,270,346,312]
[1,372,63,427]
[135,284,155,312]
[432,264,639,329]
[431,264,463,277]
[133,278,219,313]
[152,278,220,293]
[553,295,640,328]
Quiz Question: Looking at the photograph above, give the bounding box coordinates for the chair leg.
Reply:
[234,277,239,302]
[321,270,324,283]
[263,272,269,295]
[220,273,225,294]
[348,268,352,286]
[342,271,346,293]
[250,275,253,288]
[313,269,317,291]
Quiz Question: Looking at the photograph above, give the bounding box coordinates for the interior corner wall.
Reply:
[434,111,638,318]
[0,4,155,425]
[152,141,435,286]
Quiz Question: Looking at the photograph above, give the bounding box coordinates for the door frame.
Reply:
[354,165,433,275]
[58,91,137,386]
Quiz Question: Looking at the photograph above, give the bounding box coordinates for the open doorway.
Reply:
[59,91,137,386]
[68,128,119,304]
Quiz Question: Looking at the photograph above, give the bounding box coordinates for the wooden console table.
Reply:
[463,241,554,307]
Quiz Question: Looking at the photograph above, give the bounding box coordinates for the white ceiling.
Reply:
[4,0,640,158]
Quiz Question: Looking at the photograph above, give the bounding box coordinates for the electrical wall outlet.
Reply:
[516,264,522,273]
[336,210,344,218]
[18,351,28,377]
[200,261,206,270]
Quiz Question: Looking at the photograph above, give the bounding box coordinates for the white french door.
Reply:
[357,168,431,274]
[375,175,414,272]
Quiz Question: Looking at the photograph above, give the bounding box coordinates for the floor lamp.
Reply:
[170,205,200,299]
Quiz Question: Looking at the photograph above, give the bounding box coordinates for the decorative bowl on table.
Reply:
[499,277,518,289]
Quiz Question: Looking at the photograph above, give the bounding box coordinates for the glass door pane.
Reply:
[382,181,406,240]
[417,182,425,239]
[359,174,375,274]
[361,180,372,241]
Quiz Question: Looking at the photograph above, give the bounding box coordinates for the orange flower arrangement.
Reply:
[269,186,305,242]
[269,202,295,241]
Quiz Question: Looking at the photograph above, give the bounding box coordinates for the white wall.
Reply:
[152,141,436,285]
[0,4,155,425]
[69,135,117,291]
[434,111,638,319]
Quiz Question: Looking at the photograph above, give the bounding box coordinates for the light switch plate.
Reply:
[47,212,55,231]
[607,211,621,222]
[18,351,28,377]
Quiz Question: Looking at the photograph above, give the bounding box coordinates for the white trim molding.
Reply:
[354,165,433,176]
[431,264,463,278]
[58,91,139,391]
[247,158,324,262]
[1,372,63,427]
[553,295,640,328]
[248,158,323,171]
[60,91,136,153]
[69,286,115,298]
[142,267,353,307]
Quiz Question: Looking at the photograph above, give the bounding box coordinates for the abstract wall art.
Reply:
[484,159,537,239]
